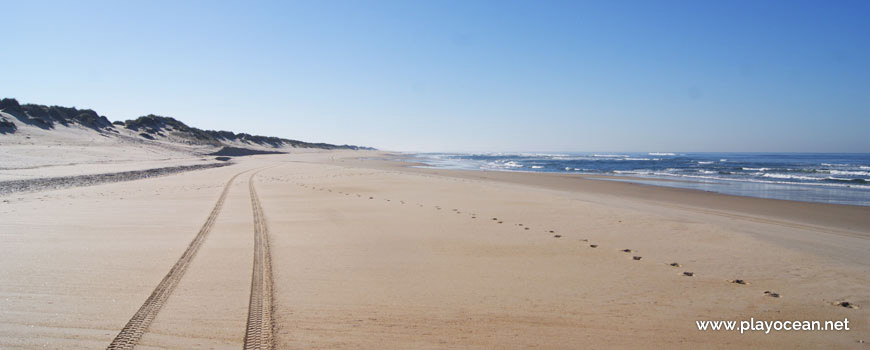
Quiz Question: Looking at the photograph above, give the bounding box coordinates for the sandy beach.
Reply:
[0,151,867,349]
[6,2,868,348]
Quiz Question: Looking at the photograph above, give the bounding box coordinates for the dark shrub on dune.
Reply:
[0,117,16,133]
[72,110,112,129]
[125,115,222,146]
[0,98,113,130]
[0,98,24,115]
[17,105,55,129]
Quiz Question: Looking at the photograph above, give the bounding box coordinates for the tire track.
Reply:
[106,170,250,350]
[243,170,274,350]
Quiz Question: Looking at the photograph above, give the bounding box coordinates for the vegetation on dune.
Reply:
[0,116,16,133]
[1,98,114,130]
[0,97,374,151]
[0,98,24,115]
[125,114,221,145]
[122,114,373,150]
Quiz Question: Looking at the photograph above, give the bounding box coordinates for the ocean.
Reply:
[411,152,870,206]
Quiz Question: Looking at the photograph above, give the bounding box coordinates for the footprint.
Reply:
[621,249,632,253]
[836,301,859,309]
[669,262,681,267]
[731,279,749,285]
[764,291,781,298]
[553,235,562,238]
[589,244,598,248]
[683,272,694,277]
[524,227,530,230]
[632,256,642,260]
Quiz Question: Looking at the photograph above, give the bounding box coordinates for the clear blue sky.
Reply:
[3,0,868,152]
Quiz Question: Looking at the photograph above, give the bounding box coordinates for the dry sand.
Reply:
[0,151,867,349]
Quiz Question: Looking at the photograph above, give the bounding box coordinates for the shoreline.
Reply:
[398,152,870,206]
[342,154,870,238]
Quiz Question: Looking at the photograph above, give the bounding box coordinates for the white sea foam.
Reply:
[518,153,570,158]
[633,173,870,189]
[762,173,822,181]
[742,167,769,171]
[826,177,864,182]
[697,161,714,165]
[603,167,870,191]
[648,152,676,156]
[613,170,647,175]
[829,170,870,176]
[531,165,544,169]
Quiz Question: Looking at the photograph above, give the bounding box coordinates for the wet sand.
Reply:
[0,151,867,349]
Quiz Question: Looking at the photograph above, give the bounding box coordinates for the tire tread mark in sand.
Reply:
[106,170,248,350]
[243,171,274,350]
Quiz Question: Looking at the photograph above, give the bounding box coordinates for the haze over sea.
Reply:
[414,152,870,206]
